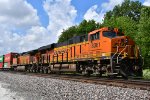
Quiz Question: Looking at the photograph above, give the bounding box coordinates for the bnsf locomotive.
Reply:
[0,27,143,78]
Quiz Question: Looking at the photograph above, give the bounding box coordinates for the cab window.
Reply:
[90,32,100,40]
[103,31,124,38]
[103,31,116,38]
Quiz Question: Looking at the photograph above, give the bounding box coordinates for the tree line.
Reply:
[58,0,150,69]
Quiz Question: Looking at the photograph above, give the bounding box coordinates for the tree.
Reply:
[104,0,142,22]
[104,16,138,39]
[58,26,77,43]
[58,20,103,43]
[76,20,102,35]
[136,7,150,69]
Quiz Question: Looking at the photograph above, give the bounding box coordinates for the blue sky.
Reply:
[71,0,104,23]
[26,0,105,27]
[26,0,116,27]
[0,0,149,54]
[26,0,146,28]
[26,0,49,27]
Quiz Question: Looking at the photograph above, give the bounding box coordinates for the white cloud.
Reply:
[84,5,105,23]
[0,0,40,29]
[0,0,43,54]
[43,0,77,39]
[84,0,124,23]
[19,26,52,52]
[143,0,150,6]
[0,0,78,55]
[101,0,124,11]
[0,26,52,54]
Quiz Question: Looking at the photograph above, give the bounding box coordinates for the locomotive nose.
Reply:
[112,36,128,47]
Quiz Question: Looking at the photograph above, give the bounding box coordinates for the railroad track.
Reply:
[1,71,150,90]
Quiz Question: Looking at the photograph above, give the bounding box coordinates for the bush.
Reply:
[143,69,150,79]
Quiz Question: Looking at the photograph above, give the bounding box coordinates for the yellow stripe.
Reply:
[54,41,89,50]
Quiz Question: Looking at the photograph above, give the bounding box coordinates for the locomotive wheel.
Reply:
[80,65,86,75]
[30,66,32,72]
[37,67,40,73]
[86,70,91,77]
[39,66,44,73]
[138,68,143,77]
[28,67,31,73]
[86,70,93,77]
[134,67,143,77]
[30,68,33,73]
[34,68,37,73]
[34,66,38,73]
[41,68,44,73]
[46,69,48,74]
[33,66,36,73]
[99,71,103,77]
[48,67,51,74]
[120,62,129,79]
[44,68,48,74]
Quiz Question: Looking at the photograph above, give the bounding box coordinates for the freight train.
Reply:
[0,27,143,78]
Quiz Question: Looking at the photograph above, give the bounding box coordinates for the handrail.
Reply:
[110,46,119,73]
[112,46,119,59]
[117,45,128,63]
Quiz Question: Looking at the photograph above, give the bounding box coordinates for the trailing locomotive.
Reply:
[1,27,143,78]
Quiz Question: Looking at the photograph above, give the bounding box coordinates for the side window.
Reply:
[80,35,87,42]
[69,39,73,44]
[90,32,100,41]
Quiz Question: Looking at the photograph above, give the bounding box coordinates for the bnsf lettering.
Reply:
[54,49,68,55]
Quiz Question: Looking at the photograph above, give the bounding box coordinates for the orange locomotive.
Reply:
[11,27,143,78]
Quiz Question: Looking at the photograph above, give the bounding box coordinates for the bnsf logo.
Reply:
[91,43,100,48]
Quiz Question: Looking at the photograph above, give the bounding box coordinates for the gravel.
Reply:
[0,72,149,100]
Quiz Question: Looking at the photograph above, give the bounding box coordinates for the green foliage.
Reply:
[76,20,102,35]
[104,16,138,39]
[104,0,142,22]
[58,20,103,43]
[103,0,142,40]
[136,7,150,69]
[143,69,150,79]
[58,26,78,43]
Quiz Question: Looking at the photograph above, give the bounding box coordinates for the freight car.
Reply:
[0,53,18,70]
[9,27,143,78]
[0,55,4,69]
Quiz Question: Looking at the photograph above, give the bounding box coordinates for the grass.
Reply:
[143,69,150,79]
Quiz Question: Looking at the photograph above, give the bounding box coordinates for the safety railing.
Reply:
[117,45,128,63]
[110,46,119,73]
[110,45,129,73]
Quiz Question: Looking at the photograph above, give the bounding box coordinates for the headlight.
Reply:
[102,53,106,56]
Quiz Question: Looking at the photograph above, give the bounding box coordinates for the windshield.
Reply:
[103,31,124,38]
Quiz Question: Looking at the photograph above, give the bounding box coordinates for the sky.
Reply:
[0,0,149,55]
